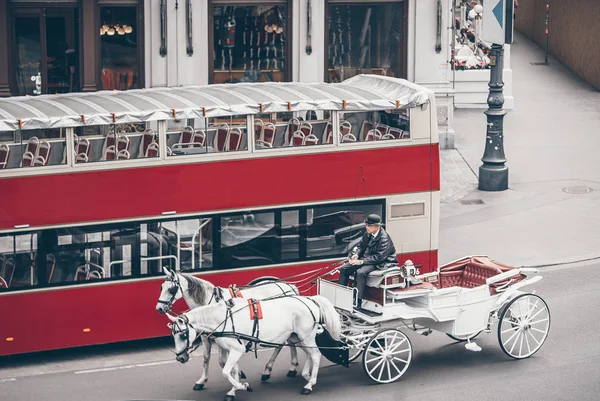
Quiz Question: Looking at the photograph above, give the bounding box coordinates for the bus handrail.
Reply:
[191,219,211,271]
[108,255,178,278]
[107,260,126,278]
[141,255,178,273]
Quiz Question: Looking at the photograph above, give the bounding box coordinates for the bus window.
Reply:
[73,123,153,163]
[0,233,38,289]
[280,210,300,261]
[338,110,410,143]
[255,111,333,149]
[306,202,383,258]
[0,129,67,169]
[140,217,213,274]
[167,115,248,156]
[45,225,136,283]
[218,212,277,268]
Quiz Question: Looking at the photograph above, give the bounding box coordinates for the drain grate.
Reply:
[562,186,593,194]
[459,199,485,205]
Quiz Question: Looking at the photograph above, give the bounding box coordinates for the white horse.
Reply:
[156,267,300,389]
[166,294,341,400]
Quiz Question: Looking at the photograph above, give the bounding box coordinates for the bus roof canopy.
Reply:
[0,75,430,131]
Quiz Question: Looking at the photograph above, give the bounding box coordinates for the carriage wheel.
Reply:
[498,293,550,359]
[340,313,379,363]
[342,327,368,363]
[446,331,482,342]
[362,329,412,384]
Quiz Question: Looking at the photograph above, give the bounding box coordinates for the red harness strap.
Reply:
[228,285,243,298]
[248,299,263,320]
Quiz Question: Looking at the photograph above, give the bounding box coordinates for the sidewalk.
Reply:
[438,32,600,268]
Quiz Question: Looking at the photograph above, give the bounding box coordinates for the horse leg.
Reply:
[224,362,242,401]
[287,342,299,377]
[193,336,211,390]
[218,346,246,381]
[222,347,252,401]
[261,345,283,381]
[299,346,313,383]
[301,346,322,395]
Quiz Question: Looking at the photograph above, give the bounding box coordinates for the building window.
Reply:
[210,3,290,84]
[10,6,80,96]
[326,1,405,82]
[100,6,140,90]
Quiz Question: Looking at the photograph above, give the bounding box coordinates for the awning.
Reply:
[0,75,431,131]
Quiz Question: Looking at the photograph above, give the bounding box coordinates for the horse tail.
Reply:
[309,295,341,341]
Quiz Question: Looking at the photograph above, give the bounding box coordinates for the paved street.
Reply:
[439,32,600,267]
[1,261,599,401]
[2,29,599,401]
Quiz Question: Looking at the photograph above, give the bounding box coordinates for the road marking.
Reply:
[0,378,17,383]
[74,360,177,375]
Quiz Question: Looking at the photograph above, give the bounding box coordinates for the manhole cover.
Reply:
[562,186,593,194]
[459,199,485,205]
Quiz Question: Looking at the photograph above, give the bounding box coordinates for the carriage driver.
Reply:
[338,214,398,310]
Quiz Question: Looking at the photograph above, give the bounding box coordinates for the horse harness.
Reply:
[205,296,323,357]
[170,314,202,358]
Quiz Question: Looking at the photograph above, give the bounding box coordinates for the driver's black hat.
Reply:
[364,214,382,226]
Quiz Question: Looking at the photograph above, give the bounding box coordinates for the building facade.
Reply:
[0,0,515,148]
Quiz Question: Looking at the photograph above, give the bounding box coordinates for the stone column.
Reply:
[81,0,98,91]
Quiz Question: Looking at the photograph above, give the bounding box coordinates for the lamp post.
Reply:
[479,42,508,191]
[477,4,508,191]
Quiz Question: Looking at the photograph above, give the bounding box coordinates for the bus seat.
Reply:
[0,143,10,169]
[304,134,319,145]
[227,128,243,151]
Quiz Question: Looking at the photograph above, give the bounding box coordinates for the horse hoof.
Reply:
[240,371,247,379]
[193,384,205,391]
[224,396,235,401]
[301,388,312,395]
[287,370,298,378]
[246,384,253,392]
[261,374,271,382]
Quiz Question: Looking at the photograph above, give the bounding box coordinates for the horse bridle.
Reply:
[170,314,201,357]
[158,275,182,310]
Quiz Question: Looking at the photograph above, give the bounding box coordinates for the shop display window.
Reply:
[211,4,289,84]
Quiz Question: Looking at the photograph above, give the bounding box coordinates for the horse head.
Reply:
[156,267,186,314]
[166,312,199,364]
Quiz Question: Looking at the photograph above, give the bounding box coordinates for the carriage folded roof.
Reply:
[0,75,431,131]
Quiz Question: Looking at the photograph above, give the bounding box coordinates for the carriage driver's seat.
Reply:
[365,265,402,288]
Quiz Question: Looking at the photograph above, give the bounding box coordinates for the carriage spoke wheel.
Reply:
[446,331,482,342]
[498,293,550,359]
[362,329,412,384]
[340,313,379,363]
[342,326,373,362]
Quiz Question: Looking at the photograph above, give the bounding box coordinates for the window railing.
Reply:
[0,109,416,173]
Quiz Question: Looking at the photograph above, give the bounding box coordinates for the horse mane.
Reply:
[180,273,214,306]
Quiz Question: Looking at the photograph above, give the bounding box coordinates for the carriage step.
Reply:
[354,308,383,317]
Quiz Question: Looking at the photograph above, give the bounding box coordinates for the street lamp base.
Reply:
[478,164,508,191]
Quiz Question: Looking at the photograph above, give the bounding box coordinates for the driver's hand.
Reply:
[350,254,358,261]
[349,259,362,266]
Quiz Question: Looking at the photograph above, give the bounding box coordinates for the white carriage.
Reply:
[317,255,551,384]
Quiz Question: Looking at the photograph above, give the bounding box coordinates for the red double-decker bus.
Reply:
[0,75,439,356]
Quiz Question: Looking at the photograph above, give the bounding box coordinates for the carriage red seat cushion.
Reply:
[461,262,503,288]
[438,256,526,292]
